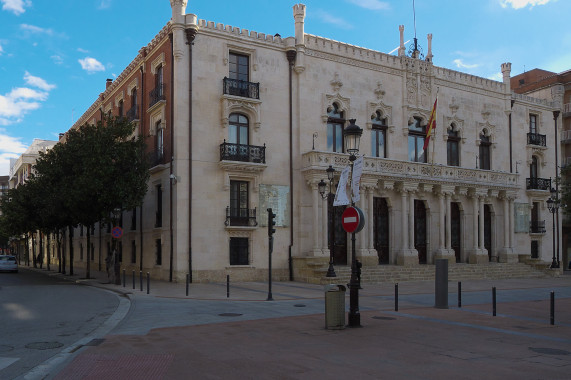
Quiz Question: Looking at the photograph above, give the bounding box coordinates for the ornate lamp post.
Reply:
[547,187,560,268]
[318,165,337,277]
[344,119,363,327]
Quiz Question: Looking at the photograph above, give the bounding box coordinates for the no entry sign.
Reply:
[341,206,365,233]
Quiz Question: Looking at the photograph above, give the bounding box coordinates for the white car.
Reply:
[0,255,18,273]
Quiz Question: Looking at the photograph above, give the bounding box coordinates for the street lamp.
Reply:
[318,165,337,277]
[344,119,363,327]
[547,187,560,268]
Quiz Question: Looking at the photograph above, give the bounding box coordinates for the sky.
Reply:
[0,0,570,176]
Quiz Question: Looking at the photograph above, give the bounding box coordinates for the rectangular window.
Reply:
[155,239,162,265]
[371,129,386,158]
[229,180,249,226]
[229,53,249,82]
[155,184,162,227]
[447,131,460,166]
[529,114,537,134]
[156,122,164,160]
[131,240,136,264]
[479,135,491,170]
[408,118,426,163]
[230,237,249,265]
[531,240,539,259]
[118,100,124,117]
[327,122,343,153]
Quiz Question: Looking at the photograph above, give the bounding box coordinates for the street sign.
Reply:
[111,226,123,239]
[341,206,365,233]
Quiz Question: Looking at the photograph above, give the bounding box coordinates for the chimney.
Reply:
[106,78,113,89]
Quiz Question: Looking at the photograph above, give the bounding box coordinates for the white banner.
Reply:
[351,156,363,203]
[333,165,351,206]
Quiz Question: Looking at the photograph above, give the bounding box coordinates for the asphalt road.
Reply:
[0,268,119,380]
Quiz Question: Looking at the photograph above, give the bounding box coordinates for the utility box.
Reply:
[325,284,346,329]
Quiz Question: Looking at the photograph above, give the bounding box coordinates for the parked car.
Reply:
[0,255,18,273]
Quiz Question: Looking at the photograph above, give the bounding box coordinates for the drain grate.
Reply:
[26,342,64,350]
[372,316,396,321]
[85,338,105,346]
[529,347,570,356]
[218,313,243,317]
[294,304,306,308]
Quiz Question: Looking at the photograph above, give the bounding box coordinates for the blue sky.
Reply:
[0,0,569,176]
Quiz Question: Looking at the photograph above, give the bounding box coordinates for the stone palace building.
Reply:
[63,1,562,283]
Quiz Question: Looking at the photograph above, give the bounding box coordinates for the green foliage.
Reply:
[0,116,150,237]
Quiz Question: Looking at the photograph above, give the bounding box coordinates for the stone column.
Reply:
[397,187,418,266]
[479,197,485,252]
[322,195,328,254]
[408,191,415,250]
[498,195,516,263]
[446,194,452,249]
[439,193,445,250]
[469,193,488,264]
[435,191,455,262]
[311,183,321,256]
[401,190,408,250]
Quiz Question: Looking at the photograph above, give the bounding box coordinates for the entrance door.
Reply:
[414,200,427,264]
[373,197,389,264]
[484,204,492,261]
[451,202,461,263]
[328,197,347,265]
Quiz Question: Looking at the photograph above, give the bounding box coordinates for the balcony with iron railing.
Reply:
[223,77,259,99]
[224,206,258,227]
[526,177,551,191]
[563,103,571,118]
[149,149,166,168]
[149,83,166,108]
[126,104,139,122]
[527,132,546,147]
[529,220,546,234]
[220,141,265,163]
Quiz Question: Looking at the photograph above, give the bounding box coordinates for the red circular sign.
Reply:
[342,207,360,233]
[111,226,123,239]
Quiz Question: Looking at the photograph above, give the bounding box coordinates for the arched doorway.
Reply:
[484,204,492,261]
[415,200,427,264]
[373,197,389,264]
[451,202,461,263]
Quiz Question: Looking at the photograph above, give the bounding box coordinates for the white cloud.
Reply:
[20,23,55,36]
[78,57,105,73]
[98,0,112,9]
[314,10,353,30]
[347,0,390,11]
[1,0,31,15]
[51,55,63,64]
[499,0,551,9]
[453,59,479,69]
[488,72,504,81]
[0,133,27,175]
[24,71,56,91]
[0,43,3,55]
[77,47,89,53]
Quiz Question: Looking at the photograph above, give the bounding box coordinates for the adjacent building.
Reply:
[62,1,561,283]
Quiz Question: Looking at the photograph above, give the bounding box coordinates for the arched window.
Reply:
[479,132,491,170]
[447,127,460,166]
[327,103,344,153]
[228,113,249,146]
[408,117,426,163]
[371,111,387,158]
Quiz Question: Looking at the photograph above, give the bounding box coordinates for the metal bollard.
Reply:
[147,272,150,294]
[458,281,462,308]
[227,274,230,298]
[550,291,555,325]
[132,270,135,289]
[140,271,143,291]
[395,283,399,312]
[186,273,190,296]
[122,269,126,287]
[492,287,496,316]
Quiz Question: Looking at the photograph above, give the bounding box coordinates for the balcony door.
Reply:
[373,197,389,264]
[230,180,249,226]
[451,202,461,263]
[414,200,427,264]
[328,197,347,266]
[228,113,249,160]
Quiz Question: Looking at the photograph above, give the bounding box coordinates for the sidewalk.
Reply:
[23,266,571,379]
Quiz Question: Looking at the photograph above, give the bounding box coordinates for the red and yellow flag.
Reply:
[423,97,437,151]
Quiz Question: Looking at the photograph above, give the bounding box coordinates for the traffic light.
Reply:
[267,208,276,237]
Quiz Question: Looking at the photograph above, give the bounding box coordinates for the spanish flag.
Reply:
[423,97,437,151]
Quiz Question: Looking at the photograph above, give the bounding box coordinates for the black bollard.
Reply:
[140,271,143,291]
[492,287,497,316]
[132,270,135,289]
[458,281,462,308]
[227,274,230,298]
[123,269,126,287]
[147,272,150,294]
[395,283,399,312]
[550,291,555,325]
[186,273,190,297]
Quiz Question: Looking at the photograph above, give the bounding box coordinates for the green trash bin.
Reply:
[325,284,346,329]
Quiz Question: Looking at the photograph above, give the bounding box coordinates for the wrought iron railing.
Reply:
[223,77,259,99]
[529,220,546,234]
[527,132,546,147]
[126,105,139,121]
[220,141,265,163]
[526,177,551,191]
[225,206,257,227]
[149,84,166,108]
[148,150,165,167]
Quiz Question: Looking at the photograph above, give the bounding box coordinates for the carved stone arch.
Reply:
[403,111,428,137]
[221,97,262,131]
[476,121,496,148]
[527,149,547,168]
[322,93,351,123]
[443,115,466,144]
[366,101,394,134]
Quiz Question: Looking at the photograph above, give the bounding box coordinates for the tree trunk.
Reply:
[86,225,91,279]
[61,228,67,275]
[68,225,74,276]
[32,232,37,268]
